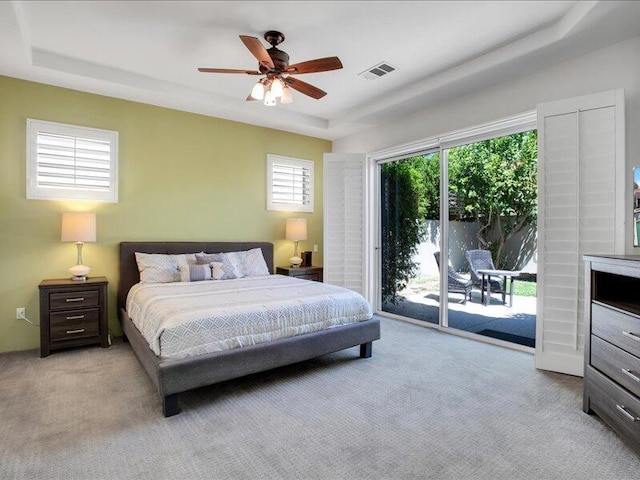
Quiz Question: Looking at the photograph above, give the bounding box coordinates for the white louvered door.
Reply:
[323,153,368,296]
[535,90,625,376]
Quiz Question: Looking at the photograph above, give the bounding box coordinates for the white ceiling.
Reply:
[1,1,640,140]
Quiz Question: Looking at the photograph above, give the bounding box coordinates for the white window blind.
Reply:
[266,154,313,212]
[27,119,118,203]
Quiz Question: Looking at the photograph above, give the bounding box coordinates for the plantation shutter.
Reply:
[535,89,625,376]
[266,155,314,212]
[323,153,368,296]
[27,119,118,202]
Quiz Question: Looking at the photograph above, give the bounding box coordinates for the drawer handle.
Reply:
[66,329,85,334]
[622,331,640,342]
[65,297,85,303]
[66,315,85,320]
[616,404,639,422]
[621,368,640,383]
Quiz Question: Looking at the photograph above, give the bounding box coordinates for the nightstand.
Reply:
[276,266,323,282]
[38,277,108,357]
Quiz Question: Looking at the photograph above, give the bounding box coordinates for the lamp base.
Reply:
[69,264,90,281]
[289,256,303,268]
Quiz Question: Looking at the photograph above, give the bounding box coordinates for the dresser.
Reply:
[583,255,640,451]
[39,277,109,357]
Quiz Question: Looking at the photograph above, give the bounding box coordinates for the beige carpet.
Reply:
[1,317,638,479]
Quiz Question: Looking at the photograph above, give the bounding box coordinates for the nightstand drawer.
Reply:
[297,273,321,281]
[50,309,100,341]
[591,335,640,398]
[50,308,100,326]
[50,290,100,310]
[276,266,323,282]
[592,303,640,358]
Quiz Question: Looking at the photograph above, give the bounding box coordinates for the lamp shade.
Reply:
[285,218,307,241]
[61,212,96,242]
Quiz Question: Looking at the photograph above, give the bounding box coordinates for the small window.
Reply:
[266,154,314,212]
[27,119,118,203]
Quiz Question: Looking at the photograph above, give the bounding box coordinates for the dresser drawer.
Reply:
[592,303,640,358]
[50,310,100,342]
[587,366,640,445]
[49,290,100,310]
[591,335,640,398]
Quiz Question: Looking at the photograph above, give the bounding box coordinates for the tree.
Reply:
[448,131,537,267]
[380,156,433,304]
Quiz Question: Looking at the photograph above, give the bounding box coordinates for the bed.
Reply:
[118,241,381,416]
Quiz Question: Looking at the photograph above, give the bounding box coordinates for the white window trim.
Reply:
[26,119,119,203]
[266,154,314,213]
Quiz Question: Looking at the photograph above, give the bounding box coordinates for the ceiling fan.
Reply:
[198,30,343,106]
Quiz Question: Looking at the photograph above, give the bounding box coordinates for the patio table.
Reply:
[477,269,521,307]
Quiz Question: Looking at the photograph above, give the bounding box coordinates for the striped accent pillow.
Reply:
[179,263,212,282]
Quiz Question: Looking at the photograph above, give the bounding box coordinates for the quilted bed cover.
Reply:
[126,274,374,359]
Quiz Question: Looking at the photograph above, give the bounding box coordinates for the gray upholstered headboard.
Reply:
[118,242,274,313]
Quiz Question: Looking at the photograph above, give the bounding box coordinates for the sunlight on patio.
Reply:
[384,275,537,348]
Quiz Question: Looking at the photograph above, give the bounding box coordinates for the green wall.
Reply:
[0,75,331,353]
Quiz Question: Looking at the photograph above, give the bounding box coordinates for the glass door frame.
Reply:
[371,110,537,337]
[373,147,450,329]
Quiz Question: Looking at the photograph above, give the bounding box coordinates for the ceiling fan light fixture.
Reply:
[271,77,284,98]
[250,80,265,100]
[198,31,342,106]
[264,89,276,106]
[281,86,293,104]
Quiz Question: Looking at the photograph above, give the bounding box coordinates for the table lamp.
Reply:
[285,218,307,267]
[61,212,96,281]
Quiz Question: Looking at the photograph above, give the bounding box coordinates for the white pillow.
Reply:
[135,252,197,283]
[224,248,270,278]
[217,253,244,279]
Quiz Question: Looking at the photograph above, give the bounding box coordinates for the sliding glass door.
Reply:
[379,152,441,325]
[377,130,538,349]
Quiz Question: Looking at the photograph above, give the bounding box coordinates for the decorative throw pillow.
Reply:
[135,253,198,283]
[217,253,243,279]
[210,261,225,280]
[195,252,222,265]
[179,263,212,282]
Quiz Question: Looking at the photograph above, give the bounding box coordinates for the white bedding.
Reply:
[126,274,374,359]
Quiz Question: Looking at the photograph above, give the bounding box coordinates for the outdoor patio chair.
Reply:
[465,249,505,303]
[434,251,473,304]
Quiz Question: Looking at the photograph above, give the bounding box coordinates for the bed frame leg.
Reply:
[163,393,180,417]
[360,342,372,358]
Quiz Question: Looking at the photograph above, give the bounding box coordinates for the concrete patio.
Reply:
[383,281,536,348]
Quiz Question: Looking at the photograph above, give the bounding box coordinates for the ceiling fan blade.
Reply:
[284,77,327,99]
[198,68,261,75]
[239,35,275,70]
[286,57,343,75]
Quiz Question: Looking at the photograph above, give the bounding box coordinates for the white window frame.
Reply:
[266,154,314,212]
[26,119,119,203]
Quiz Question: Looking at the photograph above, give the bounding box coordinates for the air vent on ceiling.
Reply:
[358,62,396,80]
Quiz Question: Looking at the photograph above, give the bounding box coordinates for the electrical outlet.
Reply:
[313,244,318,252]
[16,307,25,320]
